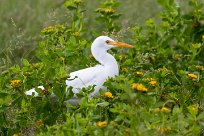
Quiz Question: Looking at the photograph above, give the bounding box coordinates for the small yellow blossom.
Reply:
[41,26,55,33]
[59,57,65,62]
[191,105,198,111]
[122,68,128,73]
[36,119,44,127]
[187,73,198,79]
[149,80,157,87]
[95,8,115,14]
[96,121,107,128]
[156,127,171,134]
[152,107,170,113]
[105,8,115,14]
[41,25,65,34]
[135,71,144,76]
[145,78,155,82]
[10,80,21,88]
[13,133,20,136]
[71,31,80,36]
[104,92,113,99]
[196,65,204,71]
[173,54,182,60]
[158,67,168,73]
[202,34,204,40]
[132,83,148,92]
[161,107,170,113]
[188,105,198,114]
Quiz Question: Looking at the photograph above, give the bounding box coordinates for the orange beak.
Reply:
[111,41,134,48]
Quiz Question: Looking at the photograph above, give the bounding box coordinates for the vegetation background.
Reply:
[0,0,204,135]
[0,0,165,67]
[1,0,202,66]
[0,0,201,64]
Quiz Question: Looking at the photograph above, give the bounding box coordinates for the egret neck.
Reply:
[91,41,119,78]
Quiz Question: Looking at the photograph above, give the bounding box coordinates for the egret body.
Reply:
[66,36,134,96]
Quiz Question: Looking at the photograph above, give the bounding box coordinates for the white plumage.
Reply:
[25,36,133,97]
[25,86,45,96]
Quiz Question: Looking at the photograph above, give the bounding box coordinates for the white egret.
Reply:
[66,36,134,96]
[25,36,134,98]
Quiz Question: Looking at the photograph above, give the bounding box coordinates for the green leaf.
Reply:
[157,0,168,7]
[58,67,65,78]
[110,14,121,19]
[64,1,77,10]
[169,0,175,6]
[9,65,21,73]
[96,102,109,107]
[70,36,76,45]
[22,59,30,67]
[95,16,107,22]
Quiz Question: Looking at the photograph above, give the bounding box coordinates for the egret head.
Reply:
[92,36,134,50]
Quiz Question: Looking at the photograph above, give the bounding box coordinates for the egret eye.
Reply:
[106,40,111,44]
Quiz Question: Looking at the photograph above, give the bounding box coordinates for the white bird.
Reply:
[66,36,134,96]
[25,36,134,98]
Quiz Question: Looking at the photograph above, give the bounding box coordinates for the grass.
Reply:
[0,0,65,66]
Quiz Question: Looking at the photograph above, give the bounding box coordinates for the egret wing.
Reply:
[66,65,105,90]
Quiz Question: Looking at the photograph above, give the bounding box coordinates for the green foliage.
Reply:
[95,0,121,33]
[1,0,204,135]
[0,0,66,67]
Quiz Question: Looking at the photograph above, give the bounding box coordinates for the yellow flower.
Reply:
[191,105,198,111]
[10,80,21,88]
[196,65,204,71]
[13,134,20,136]
[202,34,204,40]
[104,8,115,14]
[160,107,170,113]
[132,83,148,92]
[145,78,155,82]
[41,25,65,34]
[173,54,182,60]
[71,31,80,36]
[187,73,197,79]
[188,105,198,114]
[59,57,65,62]
[95,8,115,14]
[41,26,55,33]
[122,68,128,73]
[36,119,44,127]
[104,92,113,99]
[135,71,144,76]
[158,67,168,73]
[156,127,171,134]
[149,80,157,87]
[96,121,107,128]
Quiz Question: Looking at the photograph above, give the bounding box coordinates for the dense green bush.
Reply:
[0,0,204,135]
